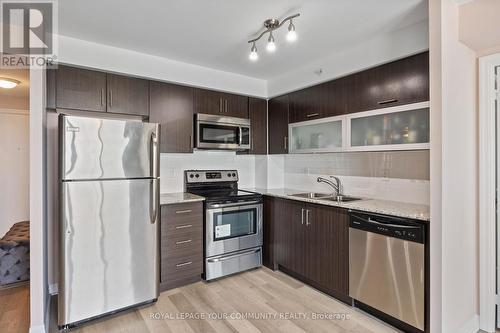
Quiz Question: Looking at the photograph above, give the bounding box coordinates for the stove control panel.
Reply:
[185,170,238,183]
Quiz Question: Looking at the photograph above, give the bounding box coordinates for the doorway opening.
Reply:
[0,68,30,332]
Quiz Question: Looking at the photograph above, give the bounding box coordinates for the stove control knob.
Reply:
[195,174,199,178]
[189,174,194,179]
[232,173,236,177]
[227,173,232,177]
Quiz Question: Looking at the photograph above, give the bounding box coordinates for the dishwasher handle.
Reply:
[350,212,425,244]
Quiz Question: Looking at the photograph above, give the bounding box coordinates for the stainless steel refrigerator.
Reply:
[58,114,160,328]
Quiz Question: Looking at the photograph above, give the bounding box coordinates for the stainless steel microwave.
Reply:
[195,113,251,150]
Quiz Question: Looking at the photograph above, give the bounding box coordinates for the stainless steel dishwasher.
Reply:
[349,211,425,333]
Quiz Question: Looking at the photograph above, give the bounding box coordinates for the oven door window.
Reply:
[213,208,256,241]
[199,123,239,144]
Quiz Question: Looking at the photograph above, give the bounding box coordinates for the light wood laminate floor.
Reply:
[51,267,399,333]
[0,283,30,333]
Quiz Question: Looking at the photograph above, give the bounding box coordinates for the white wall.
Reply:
[267,19,429,97]
[0,110,30,236]
[30,68,48,333]
[428,0,443,331]
[430,0,479,332]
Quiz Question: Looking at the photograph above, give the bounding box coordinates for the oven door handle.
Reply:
[208,200,261,209]
[207,248,261,263]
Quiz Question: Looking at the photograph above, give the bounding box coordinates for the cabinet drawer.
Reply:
[163,253,203,281]
[162,230,203,259]
[161,202,203,229]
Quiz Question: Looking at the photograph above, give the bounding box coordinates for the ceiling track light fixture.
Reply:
[247,13,300,61]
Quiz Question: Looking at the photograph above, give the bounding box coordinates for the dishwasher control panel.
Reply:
[349,211,425,244]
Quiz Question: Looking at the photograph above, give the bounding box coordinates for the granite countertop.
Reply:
[243,188,430,222]
[160,192,205,205]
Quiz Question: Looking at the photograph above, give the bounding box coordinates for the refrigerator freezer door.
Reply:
[58,178,159,326]
[60,115,159,180]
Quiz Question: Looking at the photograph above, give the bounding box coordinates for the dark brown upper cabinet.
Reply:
[149,81,194,153]
[52,65,150,116]
[194,88,248,118]
[55,65,107,112]
[268,94,289,154]
[248,97,267,155]
[289,83,329,123]
[286,51,429,123]
[289,79,351,123]
[106,74,149,116]
[351,52,429,113]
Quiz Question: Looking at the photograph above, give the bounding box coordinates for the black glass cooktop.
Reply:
[187,189,261,202]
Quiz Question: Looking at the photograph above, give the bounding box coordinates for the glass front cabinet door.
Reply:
[289,115,345,153]
[347,102,430,151]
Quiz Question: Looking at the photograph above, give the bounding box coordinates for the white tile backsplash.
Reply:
[160,151,256,193]
[160,151,429,205]
[285,173,429,205]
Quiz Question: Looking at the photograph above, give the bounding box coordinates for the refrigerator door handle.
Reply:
[150,131,159,178]
[150,178,159,224]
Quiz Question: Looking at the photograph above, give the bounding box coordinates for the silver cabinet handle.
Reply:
[189,134,193,149]
[108,90,113,107]
[301,208,305,225]
[100,89,105,106]
[176,239,192,245]
[306,209,311,226]
[306,113,319,118]
[219,98,223,113]
[176,261,192,267]
[225,99,228,113]
[378,99,398,105]
[175,224,192,229]
[284,136,288,151]
[175,209,192,214]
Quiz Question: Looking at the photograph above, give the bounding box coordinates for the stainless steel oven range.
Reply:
[185,170,263,281]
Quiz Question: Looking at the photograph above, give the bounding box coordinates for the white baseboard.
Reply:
[458,314,480,333]
[29,324,46,333]
[48,283,58,295]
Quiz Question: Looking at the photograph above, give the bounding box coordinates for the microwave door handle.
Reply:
[239,127,243,146]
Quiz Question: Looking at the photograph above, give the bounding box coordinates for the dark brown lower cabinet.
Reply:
[160,202,203,291]
[267,196,350,303]
[306,203,349,299]
[263,196,277,269]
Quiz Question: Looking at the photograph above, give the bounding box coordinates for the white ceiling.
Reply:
[59,0,428,80]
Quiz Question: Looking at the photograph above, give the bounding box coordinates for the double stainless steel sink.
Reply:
[290,192,362,203]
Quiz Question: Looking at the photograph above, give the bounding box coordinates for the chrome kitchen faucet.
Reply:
[317,176,342,197]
